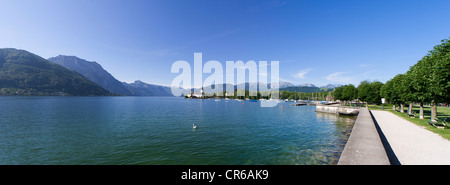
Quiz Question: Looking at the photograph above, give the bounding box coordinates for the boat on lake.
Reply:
[291,103,307,106]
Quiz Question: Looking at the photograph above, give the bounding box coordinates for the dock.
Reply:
[291,103,307,106]
[315,104,360,116]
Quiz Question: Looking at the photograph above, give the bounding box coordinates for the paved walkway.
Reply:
[338,108,390,165]
[371,110,450,165]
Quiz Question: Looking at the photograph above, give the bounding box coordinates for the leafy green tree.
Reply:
[357,81,383,106]
[405,38,450,120]
[392,74,416,113]
[406,62,429,118]
[334,84,358,104]
[381,76,401,111]
[427,38,450,120]
[381,37,449,120]
[384,71,430,114]
[342,84,358,102]
[357,80,371,106]
[370,81,384,104]
[392,74,408,112]
[334,86,344,102]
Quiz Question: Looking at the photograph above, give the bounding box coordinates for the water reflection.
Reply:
[316,112,357,124]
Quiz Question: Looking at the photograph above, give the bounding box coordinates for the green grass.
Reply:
[368,104,450,141]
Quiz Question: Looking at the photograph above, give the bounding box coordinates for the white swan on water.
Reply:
[193,124,197,129]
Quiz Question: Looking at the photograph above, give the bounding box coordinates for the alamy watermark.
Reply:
[171,52,279,107]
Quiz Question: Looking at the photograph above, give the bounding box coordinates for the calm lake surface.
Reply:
[0,96,355,165]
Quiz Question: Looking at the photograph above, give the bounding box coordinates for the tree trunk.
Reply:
[431,100,437,122]
[419,102,424,119]
[408,103,413,114]
[393,105,396,111]
[400,104,404,113]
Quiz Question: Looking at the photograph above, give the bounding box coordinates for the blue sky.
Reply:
[1,0,449,87]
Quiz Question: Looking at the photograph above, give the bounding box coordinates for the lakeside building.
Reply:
[187,87,205,98]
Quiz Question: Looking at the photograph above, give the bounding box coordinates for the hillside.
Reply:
[0,48,111,96]
[122,80,173,96]
[48,55,132,95]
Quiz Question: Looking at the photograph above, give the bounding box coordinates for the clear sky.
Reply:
[1,0,449,87]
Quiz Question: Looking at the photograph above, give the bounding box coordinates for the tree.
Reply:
[342,84,358,102]
[381,75,405,111]
[381,78,395,110]
[370,81,384,104]
[392,74,409,112]
[334,86,344,101]
[393,73,416,114]
[407,60,431,119]
[334,84,358,104]
[357,80,371,107]
[407,38,450,120]
[427,38,450,120]
[358,80,384,106]
[381,37,449,119]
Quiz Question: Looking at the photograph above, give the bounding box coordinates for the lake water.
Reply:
[0,96,355,165]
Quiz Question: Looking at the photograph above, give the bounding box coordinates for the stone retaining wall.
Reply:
[315,104,360,114]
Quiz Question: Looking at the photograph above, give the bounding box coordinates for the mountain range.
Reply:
[48,55,133,95]
[0,48,342,96]
[48,55,173,96]
[269,82,342,89]
[0,48,111,96]
[122,80,172,96]
[294,83,342,89]
[188,82,342,95]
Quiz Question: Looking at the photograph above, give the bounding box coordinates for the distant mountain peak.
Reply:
[320,84,342,89]
[50,55,101,66]
[122,80,173,96]
[271,81,295,88]
[298,83,317,87]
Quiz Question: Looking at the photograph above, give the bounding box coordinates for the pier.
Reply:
[315,104,360,116]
